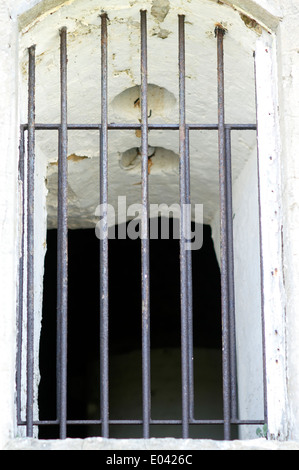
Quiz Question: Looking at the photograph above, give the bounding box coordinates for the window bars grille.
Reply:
[17,11,267,440]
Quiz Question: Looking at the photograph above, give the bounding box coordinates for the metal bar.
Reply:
[179,14,190,439]
[26,44,36,438]
[224,124,256,130]
[216,25,231,440]
[225,128,238,420]
[19,417,265,426]
[17,125,26,426]
[56,131,63,424]
[186,128,194,421]
[140,9,151,439]
[57,27,69,440]
[23,123,257,131]
[100,12,110,439]
[56,129,62,425]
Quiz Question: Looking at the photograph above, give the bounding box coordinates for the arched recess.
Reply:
[18,0,281,33]
[16,0,287,441]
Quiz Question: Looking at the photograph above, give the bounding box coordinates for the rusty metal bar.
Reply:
[24,123,257,131]
[179,14,190,439]
[17,125,26,428]
[100,12,110,439]
[19,417,265,426]
[186,128,194,421]
[57,27,69,440]
[140,9,151,439]
[216,25,231,440]
[56,125,62,428]
[26,44,36,438]
[225,127,238,420]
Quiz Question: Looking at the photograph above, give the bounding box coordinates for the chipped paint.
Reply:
[240,12,262,35]
[151,0,170,23]
[50,153,89,165]
[151,26,171,39]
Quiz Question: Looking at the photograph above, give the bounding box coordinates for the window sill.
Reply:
[3,437,299,451]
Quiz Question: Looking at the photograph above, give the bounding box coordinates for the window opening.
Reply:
[17,10,267,440]
[39,223,227,440]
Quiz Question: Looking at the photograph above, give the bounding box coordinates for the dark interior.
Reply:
[38,220,224,439]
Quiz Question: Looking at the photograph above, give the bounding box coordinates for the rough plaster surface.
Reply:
[276,1,299,440]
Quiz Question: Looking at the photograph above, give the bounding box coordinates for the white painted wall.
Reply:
[275,1,299,441]
[211,143,264,440]
[232,148,264,438]
[0,8,18,448]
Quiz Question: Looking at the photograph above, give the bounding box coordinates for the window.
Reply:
[17,6,266,441]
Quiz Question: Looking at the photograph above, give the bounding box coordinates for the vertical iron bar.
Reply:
[100,13,109,439]
[186,128,194,421]
[140,9,151,439]
[58,27,68,440]
[225,127,238,420]
[27,45,36,438]
[179,14,189,439]
[216,26,231,440]
[56,128,61,424]
[17,126,25,426]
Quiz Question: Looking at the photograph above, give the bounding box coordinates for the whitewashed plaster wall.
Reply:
[276,1,299,441]
[211,144,264,440]
[231,149,263,440]
[0,0,299,450]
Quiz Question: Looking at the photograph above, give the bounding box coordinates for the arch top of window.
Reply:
[18,0,261,223]
[17,0,281,34]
